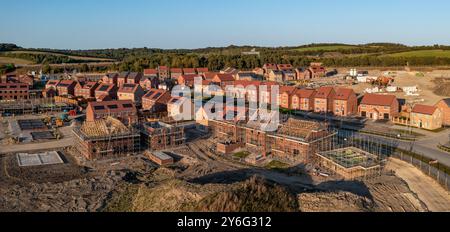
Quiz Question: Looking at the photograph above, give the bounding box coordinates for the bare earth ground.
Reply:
[0,136,447,212]
[386,158,450,212]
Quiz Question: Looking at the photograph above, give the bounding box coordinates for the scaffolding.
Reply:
[73,117,140,160]
[316,147,382,180]
[0,97,74,116]
[140,121,185,151]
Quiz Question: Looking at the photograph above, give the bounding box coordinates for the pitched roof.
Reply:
[118,83,141,93]
[183,68,196,74]
[280,86,297,94]
[203,72,220,80]
[88,100,136,114]
[170,68,183,73]
[196,67,209,73]
[57,80,76,87]
[277,64,293,70]
[334,88,355,100]
[179,74,204,82]
[412,104,438,115]
[315,86,334,99]
[96,83,116,92]
[294,89,316,98]
[214,74,235,82]
[360,94,397,106]
[158,66,168,71]
[438,98,450,107]
[143,89,169,103]
[144,69,158,75]
[118,71,130,79]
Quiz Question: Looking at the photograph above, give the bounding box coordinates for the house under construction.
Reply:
[316,147,383,180]
[210,115,336,163]
[140,121,185,151]
[73,117,140,160]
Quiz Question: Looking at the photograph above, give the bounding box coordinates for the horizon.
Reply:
[1,0,450,50]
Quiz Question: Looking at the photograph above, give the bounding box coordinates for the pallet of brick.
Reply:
[146,151,174,166]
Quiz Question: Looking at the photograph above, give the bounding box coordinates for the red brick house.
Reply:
[314,87,336,113]
[435,98,450,126]
[139,76,159,91]
[117,83,145,105]
[178,74,204,88]
[126,72,143,84]
[309,62,327,78]
[263,63,278,74]
[183,68,197,75]
[203,72,220,81]
[333,88,358,116]
[95,83,117,101]
[196,68,209,75]
[158,66,170,79]
[142,89,171,113]
[75,81,99,99]
[359,94,399,120]
[411,104,443,130]
[277,64,293,71]
[0,83,30,100]
[117,72,129,88]
[292,89,316,111]
[279,86,297,109]
[170,68,183,79]
[56,80,76,96]
[45,80,60,90]
[212,74,235,88]
[143,68,158,79]
[86,100,138,125]
[102,73,118,85]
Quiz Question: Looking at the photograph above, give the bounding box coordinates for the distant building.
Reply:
[268,70,284,83]
[196,68,209,75]
[102,73,118,85]
[143,69,158,79]
[170,68,183,79]
[183,68,197,75]
[126,72,143,84]
[292,89,316,111]
[158,66,170,79]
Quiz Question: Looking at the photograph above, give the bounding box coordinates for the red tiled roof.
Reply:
[96,83,116,92]
[412,104,438,115]
[170,68,183,73]
[143,89,169,102]
[280,86,297,94]
[118,83,141,93]
[294,89,316,98]
[196,68,209,73]
[179,74,204,82]
[57,80,76,86]
[158,66,168,71]
[334,88,355,100]
[183,68,196,74]
[361,94,397,107]
[203,72,220,80]
[144,69,158,75]
[315,86,334,99]
[277,64,293,70]
[214,74,235,82]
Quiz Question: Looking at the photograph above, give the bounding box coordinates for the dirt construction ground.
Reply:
[0,136,449,212]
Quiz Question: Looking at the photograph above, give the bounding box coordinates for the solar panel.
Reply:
[107,105,118,109]
[94,106,105,110]
[98,85,109,91]
[122,104,133,108]
[153,93,162,99]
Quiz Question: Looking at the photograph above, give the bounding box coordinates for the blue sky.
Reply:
[1,0,449,49]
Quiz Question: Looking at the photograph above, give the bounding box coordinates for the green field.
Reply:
[0,56,34,65]
[293,45,356,52]
[386,49,450,58]
[3,51,115,61]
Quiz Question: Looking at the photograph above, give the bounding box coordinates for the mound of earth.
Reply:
[194,176,298,212]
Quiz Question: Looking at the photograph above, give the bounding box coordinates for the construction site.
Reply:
[72,117,140,160]
[140,121,185,151]
[0,98,75,116]
[316,147,383,180]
